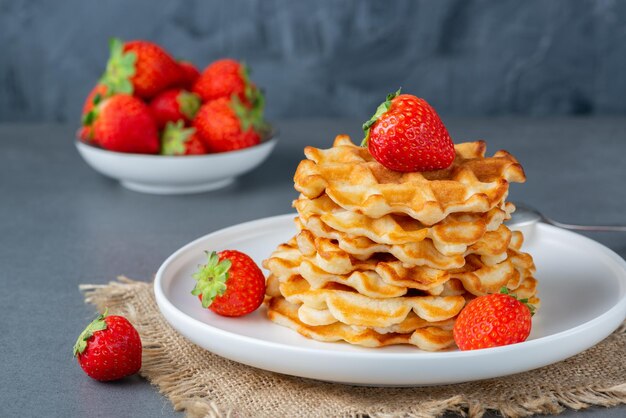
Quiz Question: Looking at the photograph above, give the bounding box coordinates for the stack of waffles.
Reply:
[263,135,539,351]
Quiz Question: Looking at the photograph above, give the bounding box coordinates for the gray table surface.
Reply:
[1,118,625,418]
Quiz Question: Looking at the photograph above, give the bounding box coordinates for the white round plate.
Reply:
[154,214,626,386]
[75,136,278,195]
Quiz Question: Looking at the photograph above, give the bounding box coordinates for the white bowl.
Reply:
[75,136,278,194]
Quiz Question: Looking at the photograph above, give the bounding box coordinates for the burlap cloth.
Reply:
[80,277,626,418]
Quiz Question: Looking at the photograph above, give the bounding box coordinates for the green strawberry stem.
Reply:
[161,121,196,155]
[240,63,255,107]
[231,92,268,135]
[73,308,108,356]
[361,88,401,147]
[191,252,232,308]
[231,63,269,136]
[81,93,104,127]
[177,91,201,121]
[100,38,136,96]
[500,287,536,316]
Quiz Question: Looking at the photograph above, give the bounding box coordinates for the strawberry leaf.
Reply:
[73,308,108,356]
[231,92,268,135]
[161,120,195,156]
[191,252,231,308]
[100,38,136,95]
[499,286,536,316]
[82,110,97,126]
[361,88,401,146]
[177,91,201,121]
[235,63,269,135]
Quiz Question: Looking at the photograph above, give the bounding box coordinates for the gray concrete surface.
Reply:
[0,119,624,417]
[2,0,626,123]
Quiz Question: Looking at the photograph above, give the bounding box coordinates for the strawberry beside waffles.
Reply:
[192,250,266,317]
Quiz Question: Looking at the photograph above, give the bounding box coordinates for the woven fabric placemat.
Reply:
[80,277,626,418]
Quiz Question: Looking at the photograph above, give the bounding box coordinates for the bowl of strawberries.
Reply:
[75,39,277,194]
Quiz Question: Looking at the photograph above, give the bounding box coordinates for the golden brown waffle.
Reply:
[296,217,513,269]
[272,275,466,326]
[294,135,525,225]
[266,275,456,332]
[264,232,537,299]
[267,297,456,351]
[294,194,514,253]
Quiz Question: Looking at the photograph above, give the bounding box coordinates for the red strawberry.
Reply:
[80,84,109,143]
[161,121,206,155]
[192,250,266,317]
[149,88,201,129]
[178,61,200,89]
[453,288,535,351]
[193,97,266,153]
[100,38,184,99]
[73,309,142,381]
[362,90,455,172]
[78,126,91,142]
[85,94,159,154]
[192,58,258,104]
[82,84,108,117]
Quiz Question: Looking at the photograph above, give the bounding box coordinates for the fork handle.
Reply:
[544,218,626,232]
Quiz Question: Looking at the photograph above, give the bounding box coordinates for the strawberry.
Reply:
[80,84,109,143]
[362,90,455,172]
[100,38,184,99]
[82,84,108,118]
[161,121,206,155]
[85,94,159,154]
[192,58,258,104]
[192,250,266,317]
[178,61,200,89]
[453,288,536,351]
[73,309,142,381]
[77,126,92,142]
[193,97,266,153]
[149,88,201,129]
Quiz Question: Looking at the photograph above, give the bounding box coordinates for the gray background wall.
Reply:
[1,0,625,123]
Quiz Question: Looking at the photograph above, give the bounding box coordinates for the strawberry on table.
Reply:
[178,61,201,89]
[192,250,266,317]
[161,121,206,155]
[453,288,536,351]
[193,96,266,153]
[84,94,160,154]
[192,58,259,104]
[73,309,142,381]
[100,38,184,99]
[362,89,455,172]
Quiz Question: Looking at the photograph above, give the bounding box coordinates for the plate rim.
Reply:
[154,213,626,361]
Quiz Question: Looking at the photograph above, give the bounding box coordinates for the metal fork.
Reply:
[508,202,626,232]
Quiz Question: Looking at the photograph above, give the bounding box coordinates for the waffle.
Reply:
[294,136,525,225]
[296,217,513,269]
[264,232,536,299]
[267,296,456,351]
[267,273,464,326]
[294,194,514,252]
